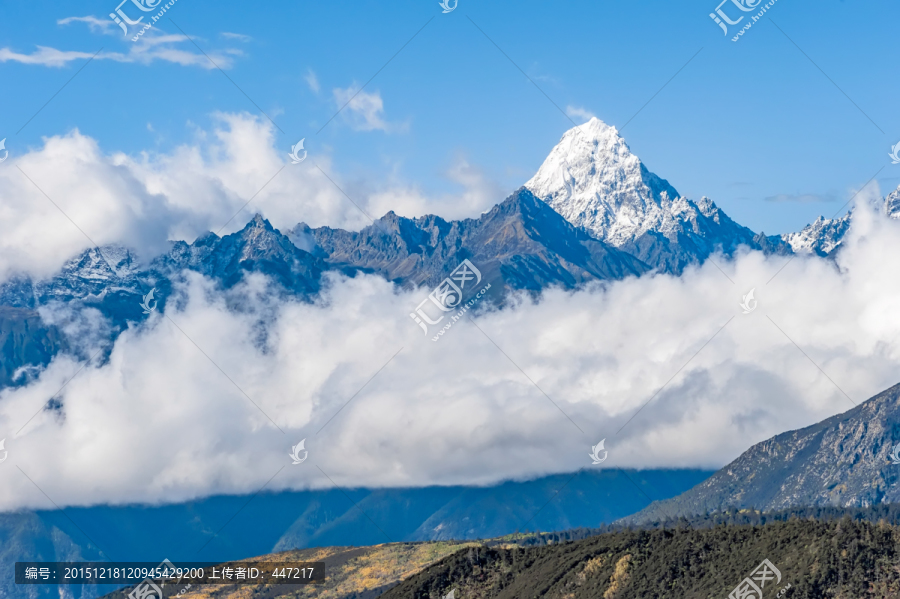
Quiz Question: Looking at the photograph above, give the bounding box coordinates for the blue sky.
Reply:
[1,0,898,235]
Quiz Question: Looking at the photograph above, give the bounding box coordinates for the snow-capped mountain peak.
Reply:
[884,185,900,219]
[525,117,682,246]
[524,118,761,272]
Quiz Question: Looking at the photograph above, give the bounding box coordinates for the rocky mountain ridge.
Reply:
[524,118,787,273]
[2,119,897,392]
[303,187,648,293]
[621,381,900,525]
[525,117,897,264]
[782,185,900,255]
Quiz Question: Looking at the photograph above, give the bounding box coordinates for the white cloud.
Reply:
[58,16,116,34]
[765,192,837,203]
[0,42,236,69]
[305,68,320,93]
[0,46,102,68]
[0,115,359,282]
[220,32,252,42]
[566,105,596,123]
[366,155,505,221]
[6,20,239,69]
[0,113,502,283]
[2,117,898,512]
[0,179,899,511]
[333,85,403,132]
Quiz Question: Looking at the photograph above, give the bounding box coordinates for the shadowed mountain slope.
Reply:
[301,187,649,295]
[621,381,900,525]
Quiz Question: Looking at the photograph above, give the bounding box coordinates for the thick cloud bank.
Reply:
[0,185,898,511]
[0,113,499,282]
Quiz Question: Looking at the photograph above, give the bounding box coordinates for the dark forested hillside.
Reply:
[491,503,900,548]
[382,518,900,599]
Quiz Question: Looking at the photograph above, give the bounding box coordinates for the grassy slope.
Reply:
[102,542,479,599]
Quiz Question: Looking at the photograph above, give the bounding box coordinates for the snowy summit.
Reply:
[525,118,763,272]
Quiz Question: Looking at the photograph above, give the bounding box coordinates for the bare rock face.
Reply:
[304,187,648,296]
[154,213,327,297]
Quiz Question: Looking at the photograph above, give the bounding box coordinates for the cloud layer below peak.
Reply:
[1,188,900,511]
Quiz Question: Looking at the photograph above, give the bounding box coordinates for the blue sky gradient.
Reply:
[1,0,897,235]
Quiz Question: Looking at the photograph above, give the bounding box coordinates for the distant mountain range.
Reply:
[3,117,900,598]
[303,187,647,292]
[0,469,711,599]
[2,117,897,390]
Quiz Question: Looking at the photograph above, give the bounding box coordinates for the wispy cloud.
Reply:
[13,17,240,69]
[0,38,237,69]
[58,16,116,34]
[765,192,837,203]
[566,106,596,123]
[0,47,100,68]
[333,85,404,132]
[366,154,505,221]
[305,68,320,94]
[528,62,559,86]
[221,32,252,42]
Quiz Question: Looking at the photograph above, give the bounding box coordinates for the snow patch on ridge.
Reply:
[782,185,900,255]
[781,215,852,256]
